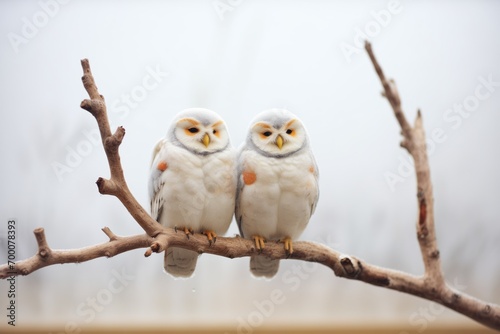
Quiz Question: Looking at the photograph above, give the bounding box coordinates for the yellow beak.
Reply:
[202,133,210,147]
[276,135,283,149]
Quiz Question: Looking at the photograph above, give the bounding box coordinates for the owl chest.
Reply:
[247,154,314,196]
[165,151,233,195]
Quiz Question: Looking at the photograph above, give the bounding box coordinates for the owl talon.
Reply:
[252,235,266,253]
[203,230,217,245]
[283,237,293,257]
[175,227,193,239]
[186,227,194,239]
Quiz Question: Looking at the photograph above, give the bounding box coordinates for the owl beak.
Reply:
[276,135,283,149]
[202,133,210,147]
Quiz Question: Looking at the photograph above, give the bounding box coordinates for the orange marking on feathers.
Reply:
[157,161,168,171]
[253,122,272,129]
[184,128,197,136]
[285,119,297,128]
[285,119,297,136]
[309,165,314,173]
[211,120,223,128]
[177,117,200,126]
[259,133,270,140]
[243,171,257,185]
[212,123,222,138]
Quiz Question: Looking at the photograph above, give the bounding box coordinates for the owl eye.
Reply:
[286,129,293,135]
[263,131,272,137]
[188,127,199,133]
[213,129,217,134]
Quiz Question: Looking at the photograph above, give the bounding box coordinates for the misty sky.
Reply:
[0,0,499,330]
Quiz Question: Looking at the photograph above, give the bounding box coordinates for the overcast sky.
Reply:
[1,0,499,331]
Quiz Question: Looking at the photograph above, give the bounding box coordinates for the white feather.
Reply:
[236,109,319,278]
[149,109,237,278]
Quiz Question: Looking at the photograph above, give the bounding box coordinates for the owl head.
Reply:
[169,108,231,155]
[247,108,309,158]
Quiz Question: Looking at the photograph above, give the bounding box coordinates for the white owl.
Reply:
[236,109,319,278]
[149,108,237,278]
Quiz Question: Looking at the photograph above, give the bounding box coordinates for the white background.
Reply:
[0,0,499,331]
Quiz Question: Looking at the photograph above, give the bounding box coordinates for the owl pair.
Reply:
[149,108,319,279]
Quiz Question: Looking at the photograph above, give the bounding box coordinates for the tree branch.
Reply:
[364,41,499,329]
[0,50,498,331]
[0,228,152,277]
[365,42,442,282]
[79,59,163,238]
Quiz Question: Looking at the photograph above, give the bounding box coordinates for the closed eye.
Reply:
[188,127,199,133]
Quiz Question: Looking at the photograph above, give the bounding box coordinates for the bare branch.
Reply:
[0,51,498,331]
[79,59,163,237]
[33,227,51,259]
[365,42,413,150]
[102,226,118,241]
[365,41,499,329]
[0,228,152,278]
[365,41,442,282]
[2,226,498,329]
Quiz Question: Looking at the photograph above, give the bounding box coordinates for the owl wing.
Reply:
[149,138,167,221]
[235,146,246,237]
[309,151,320,217]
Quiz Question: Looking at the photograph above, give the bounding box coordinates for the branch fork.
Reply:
[0,50,498,330]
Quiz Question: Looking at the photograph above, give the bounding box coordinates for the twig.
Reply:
[0,228,152,277]
[0,51,498,331]
[1,226,498,329]
[79,59,163,238]
[364,41,499,329]
[365,42,442,282]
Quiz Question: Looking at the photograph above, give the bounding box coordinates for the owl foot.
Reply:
[203,230,217,245]
[174,226,194,239]
[252,235,266,253]
[282,237,293,258]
